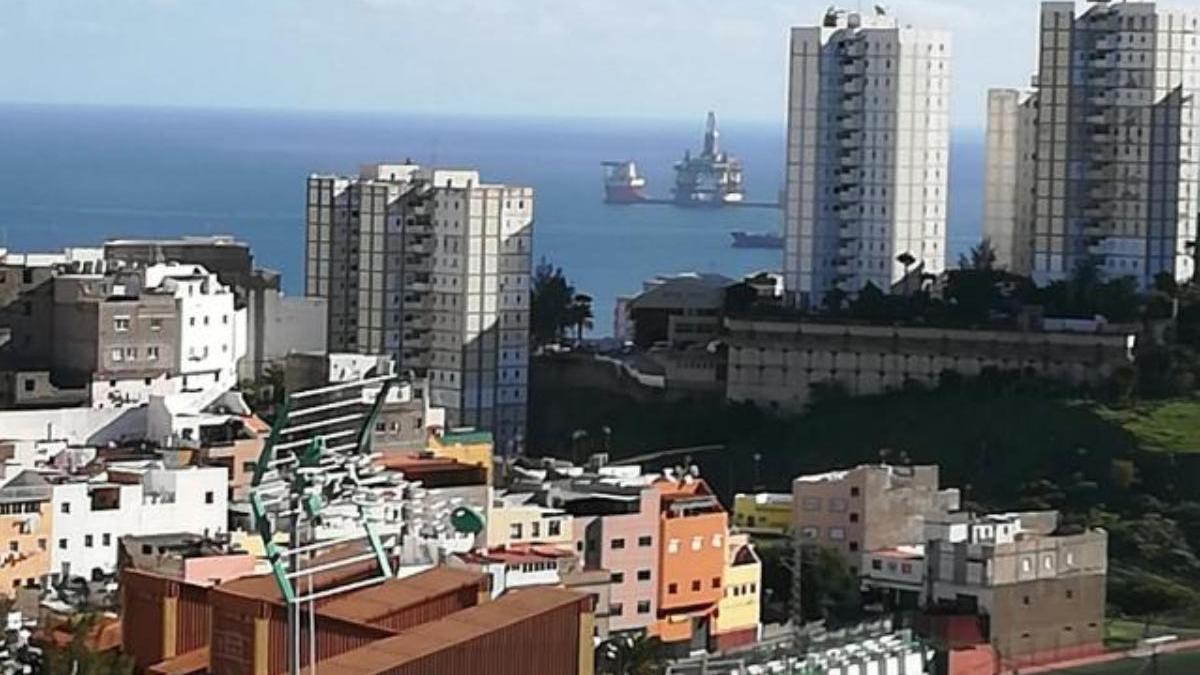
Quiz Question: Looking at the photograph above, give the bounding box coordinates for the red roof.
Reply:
[457,544,574,565]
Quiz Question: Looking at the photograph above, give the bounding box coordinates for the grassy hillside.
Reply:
[1097,401,1200,454]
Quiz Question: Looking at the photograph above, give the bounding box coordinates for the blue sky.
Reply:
[0,0,1059,128]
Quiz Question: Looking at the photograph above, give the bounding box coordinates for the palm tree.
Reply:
[598,634,663,675]
[567,293,594,343]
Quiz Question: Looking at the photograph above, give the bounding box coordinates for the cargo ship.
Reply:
[673,112,745,207]
[730,231,783,250]
[602,160,648,204]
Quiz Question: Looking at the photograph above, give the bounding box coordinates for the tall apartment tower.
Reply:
[305,164,533,450]
[983,89,1039,275]
[1010,2,1200,286]
[785,7,951,306]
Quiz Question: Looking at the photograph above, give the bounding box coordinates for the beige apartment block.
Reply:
[305,164,532,450]
[785,7,951,305]
[991,2,1200,286]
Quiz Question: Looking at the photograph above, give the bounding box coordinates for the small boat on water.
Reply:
[730,231,783,250]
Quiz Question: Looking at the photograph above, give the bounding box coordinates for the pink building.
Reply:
[570,484,661,633]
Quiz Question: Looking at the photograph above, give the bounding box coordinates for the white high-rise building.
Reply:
[983,88,1039,275]
[784,7,951,306]
[1005,1,1200,286]
[305,164,533,450]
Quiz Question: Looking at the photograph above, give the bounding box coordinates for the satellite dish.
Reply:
[449,506,486,535]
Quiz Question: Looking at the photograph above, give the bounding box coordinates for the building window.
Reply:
[802,497,822,511]
[102,534,111,546]
[204,491,214,505]
[691,536,702,551]
[7,542,16,553]
[637,600,651,614]
[638,535,652,547]
[850,486,860,497]
[37,539,46,551]
[22,379,34,393]
[1023,596,1030,606]
[114,317,130,332]
[611,572,624,583]
[60,503,70,515]
[668,583,678,595]
[828,498,848,513]
[711,577,720,588]
[849,542,859,552]
[849,513,859,523]
[111,348,124,363]
[58,539,67,550]
[84,535,93,548]
[150,318,163,332]
[147,346,159,361]
[871,559,882,571]
[901,563,913,574]
[668,539,680,554]
[637,569,651,581]
[800,527,818,540]
[611,538,625,550]
[691,580,701,592]
[1066,589,1074,600]
[610,603,623,616]
[531,522,541,538]
[828,527,846,541]
[711,534,722,548]
[509,523,522,540]
[548,520,561,537]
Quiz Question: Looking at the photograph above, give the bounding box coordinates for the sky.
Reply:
[0,0,1068,129]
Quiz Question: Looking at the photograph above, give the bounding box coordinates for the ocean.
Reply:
[0,103,984,333]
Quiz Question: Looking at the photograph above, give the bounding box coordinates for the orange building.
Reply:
[650,475,730,652]
[0,471,53,595]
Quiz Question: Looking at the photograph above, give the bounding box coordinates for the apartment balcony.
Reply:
[1093,33,1119,52]
[1083,222,1109,238]
[1083,203,1115,220]
[837,244,857,258]
[1088,90,1117,107]
[1089,52,1118,69]
[1087,71,1118,89]
[839,151,862,167]
[837,129,863,147]
[836,187,863,202]
[1087,239,1109,256]
[1088,148,1114,166]
[842,77,865,94]
[1085,167,1111,182]
[838,115,863,132]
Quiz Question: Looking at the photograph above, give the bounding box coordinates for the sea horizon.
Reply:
[0,101,985,334]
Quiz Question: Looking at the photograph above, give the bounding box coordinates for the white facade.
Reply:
[48,463,228,579]
[785,8,951,305]
[90,263,246,409]
[1023,1,1200,286]
[984,88,1039,275]
[305,164,532,451]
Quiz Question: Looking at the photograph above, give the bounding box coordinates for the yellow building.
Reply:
[0,472,53,595]
[485,490,573,548]
[429,428,494,484]
[732,492,793,535]
[712,533,761,650]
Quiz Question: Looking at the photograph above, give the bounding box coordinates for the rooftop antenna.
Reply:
[250,374,401,675]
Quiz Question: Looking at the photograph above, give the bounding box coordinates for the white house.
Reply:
[47,462,228,580]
